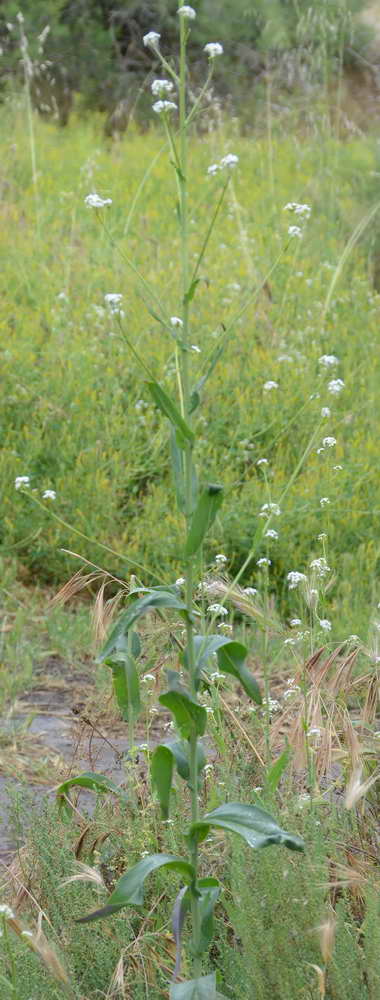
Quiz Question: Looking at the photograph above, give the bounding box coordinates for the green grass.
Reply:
[1,103,380,643]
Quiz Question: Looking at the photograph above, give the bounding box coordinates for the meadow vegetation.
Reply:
[1,6,380,999]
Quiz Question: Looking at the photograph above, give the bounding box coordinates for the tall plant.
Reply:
[57,7,304,995]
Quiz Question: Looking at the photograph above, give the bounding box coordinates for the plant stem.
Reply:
[178,10,201,976]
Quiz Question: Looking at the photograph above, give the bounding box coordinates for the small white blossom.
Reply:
[265,529,278,540]
[321,407,331,418]
[257,458,269,467]
[287,571,307,589]
[243,587,258,596]
[141,674,155,684]
[21,930,34,937]
[0,905,14,918]
[178,5,196,19]
[191,344,201,353]
[152,100,177,114]
[308,727,321,738]
[204,42,223,58]
[175,577,185,587]
[328,378,345,395]
[284,202,311,218]
[277,353,293,362]
[151,78,174,97]
[290,618,302,627]
[207,163,220,176]
[207,603,228,617]
[259,502,281,517]
[170,316,183,328]
[263,380,278,391]
[323,436,336,448]
[105,293,123,312]
[319,354,339,367]
[319,618,332,631]
[262,696,281,713]
[43,489,56,500]
[85,193,112,208]
[143,31,161,48]
[215,553,227,565]
[57,290,69,303]
[257,557,271,567]
[320,497,330,507]
[15,476,30,490]
[310,557,330,577]
[288,225,302,238]
[220,153,239,169]
[217,622,233,634]
[318,533,327,541]
[333,464,343,471]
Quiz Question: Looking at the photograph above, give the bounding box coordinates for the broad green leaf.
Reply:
[153,740,206,796]
[189,802,304,852]
[185,484,223,557]
[170,430,198,514]
[106,653,141,722]
[99,588,190,662]
[172,886,188,980]
[266,748,291,794]
[159,672,207,740]
[170,973,217,1000]
[183,634,261,703]
[192,878,220,956]
[56,772,127,816]
[77,854,195,924]
[151,745,173,819]
[147,380,194,449]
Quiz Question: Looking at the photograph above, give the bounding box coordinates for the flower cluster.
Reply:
[85,193,112,208]
[153,100,177,115]
[151,79,174,97]
[207,153,239,175]
[328,378,345,395]
[204,42,223,58]
[178,5,196,18]
[259,502,281,517]
[287,571,307,589]
[284,201,311,239]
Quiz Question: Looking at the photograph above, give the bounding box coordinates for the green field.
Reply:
[1,83,380,999]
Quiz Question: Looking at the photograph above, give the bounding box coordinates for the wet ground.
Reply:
[0,655,155,865]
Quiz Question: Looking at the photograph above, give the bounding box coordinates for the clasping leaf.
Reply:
[185,484,223,556]
[77,854,195,924]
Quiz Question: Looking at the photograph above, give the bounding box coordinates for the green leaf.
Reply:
[266,748,291,794]
[189,341,225,414]
[106,652,141,722]
[151,745,174,819]
[183,635,261,703]
[152,740,206,798]
[159,671,207,740]
[99,588,190,662]
[56,772,127,816]
[170,430,198,514]
[77,854,195,924]
[185,484,223,557]
[183,277,201,305]
[147,380,194,449]
[189,802,304,852]
[170,973,217,1000]
[193,878,220,956]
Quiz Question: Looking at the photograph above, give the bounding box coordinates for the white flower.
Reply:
[15,475,30,490]
[319,618,332,631]
[320,497,330,507]
[243,587,257,596]
[85,193,112,208]
[288,225,303,238]
[259,502,281,517]
[287,571,307,589]
[178,5,196,18]
[105,293,123,311]
[310,557,330,577]
[191,344,201,353]
[175,577,185,587]
[257,458,269,467]
[319,354,339,367]
[207,603,228,617]
[43,490,56,500]
[322,436,336,448]
[277,353,293,362]
[321,407,331,418]
[151,78,174,97]
[333,464,343,471]
[265,529,278,540]
[0,905,14,918]
[152,100,177,114]
[317,532,327,541]
[220,153,239,169]
[141,675,155,684]
[204,42,223,58]
[284,202,311,218]
[263,380,278,391]
[170,316,183,328]
[290,618,302,627]
[257,557,271,567]
[215,553,227,564]
[328,378,345,395]
[308,727,321,738]
[207,163,220,176]
[217,622,233,633]
[57,291,69,303]
[143,31,161,49]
